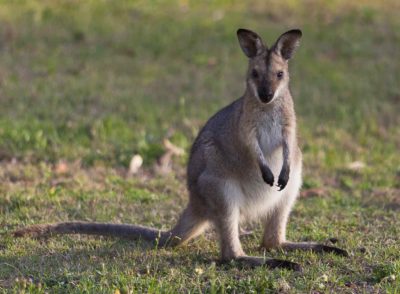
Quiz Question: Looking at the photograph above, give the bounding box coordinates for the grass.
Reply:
[0,0,399,292]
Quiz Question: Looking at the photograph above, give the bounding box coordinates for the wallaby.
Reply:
[13,29,348,270]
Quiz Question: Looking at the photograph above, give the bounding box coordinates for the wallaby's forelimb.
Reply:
[254,141,274,186]
[277,138,290,191]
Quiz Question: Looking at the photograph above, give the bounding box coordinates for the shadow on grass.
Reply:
[1,236,215,286]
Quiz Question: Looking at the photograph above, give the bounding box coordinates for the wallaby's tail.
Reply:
[13,222,167,244]
[14,207,206,247]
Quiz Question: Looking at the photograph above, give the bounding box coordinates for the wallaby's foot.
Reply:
[280,242,349,257]
[234,256,301,271]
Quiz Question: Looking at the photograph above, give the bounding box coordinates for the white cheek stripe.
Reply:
[250,80,259,100]
[272,82,285,100]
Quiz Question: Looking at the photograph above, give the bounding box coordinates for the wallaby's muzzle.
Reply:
[260,93,274,103]
[258,86,274,103]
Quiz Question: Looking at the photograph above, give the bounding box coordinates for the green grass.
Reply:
[0,0,399,292]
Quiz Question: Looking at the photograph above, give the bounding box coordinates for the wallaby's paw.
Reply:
[277,167,290,191]
[261,165,274,186]
[277,177,288,191]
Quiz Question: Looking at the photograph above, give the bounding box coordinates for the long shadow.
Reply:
[0,236,215,289]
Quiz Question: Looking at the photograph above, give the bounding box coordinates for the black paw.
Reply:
[261,165,274,186]
[277,167,290,191]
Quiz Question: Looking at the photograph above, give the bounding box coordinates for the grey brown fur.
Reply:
[14,29,347,270]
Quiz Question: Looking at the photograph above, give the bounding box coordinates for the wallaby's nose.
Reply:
[258,86,274,103]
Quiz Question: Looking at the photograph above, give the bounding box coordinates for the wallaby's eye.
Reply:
[277,71,284,79]
[251,69,259,79]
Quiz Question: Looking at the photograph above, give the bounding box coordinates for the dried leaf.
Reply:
[300,188,327,198]
[155,151,173,174]
[129,155,143,174]
[347,161,365,171]
[163,139,184,156]
[55,161,69,175]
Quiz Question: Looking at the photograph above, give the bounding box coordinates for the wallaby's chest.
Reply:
[257,115,283,157]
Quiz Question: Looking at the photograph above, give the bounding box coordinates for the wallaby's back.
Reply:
[187,98,246,186]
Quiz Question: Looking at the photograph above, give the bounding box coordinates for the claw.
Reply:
[277,182,286,191]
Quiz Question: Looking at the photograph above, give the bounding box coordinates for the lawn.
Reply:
[0,0,399,292]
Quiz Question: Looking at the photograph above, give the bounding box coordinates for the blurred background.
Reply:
[0,0,398,173]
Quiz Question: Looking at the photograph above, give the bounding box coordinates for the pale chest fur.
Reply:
[235,112,294,220]
[237,147,286,220]
[258,113,283,159]
[223,102,300,221]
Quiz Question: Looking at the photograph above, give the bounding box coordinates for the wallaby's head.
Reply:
[237,28,302,104]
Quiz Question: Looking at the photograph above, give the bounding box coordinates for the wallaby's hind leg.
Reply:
[214,201,245,261]
[261,169,348,256]
[160,205,208,247]
[214,203,301,270]
[261,189,297,249]
[199,176,300,270]
[197,175,245,260]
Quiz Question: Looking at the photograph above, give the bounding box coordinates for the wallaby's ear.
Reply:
[237,28,266,58]
[274,29,302,60]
